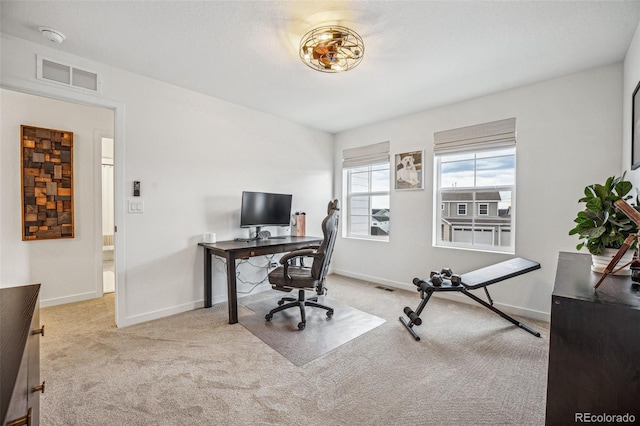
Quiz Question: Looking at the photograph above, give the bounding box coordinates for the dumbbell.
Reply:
[450,274,462,286]
[440,268,453,278]
[403,307,422,326]
[429,270,443,286]
[430,274,443,287]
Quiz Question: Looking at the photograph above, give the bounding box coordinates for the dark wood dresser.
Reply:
[1,284,43,426]
[546,252,640,424]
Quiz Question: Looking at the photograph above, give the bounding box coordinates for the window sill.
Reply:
[433,243,514,255]
[343,235,389,243]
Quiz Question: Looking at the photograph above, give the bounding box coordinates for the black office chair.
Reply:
[265,200,339,330]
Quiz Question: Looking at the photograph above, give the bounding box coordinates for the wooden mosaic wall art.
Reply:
[21,125,74,240]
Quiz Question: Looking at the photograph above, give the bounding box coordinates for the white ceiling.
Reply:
[2,1,640,134]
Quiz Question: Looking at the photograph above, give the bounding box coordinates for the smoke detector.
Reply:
[39,27,66,44]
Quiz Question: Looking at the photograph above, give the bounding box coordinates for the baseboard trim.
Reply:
[120,300,204,328]
[40,291,98,308]
[331,269,550,323]
[120,285,273,327]
[332,269,416,292]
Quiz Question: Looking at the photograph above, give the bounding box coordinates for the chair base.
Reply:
[265,289,333,330]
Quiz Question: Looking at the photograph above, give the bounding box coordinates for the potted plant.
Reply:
[569,174,639,274]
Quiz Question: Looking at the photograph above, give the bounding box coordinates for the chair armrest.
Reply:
[280,248,316,265]
[280,249,323,285]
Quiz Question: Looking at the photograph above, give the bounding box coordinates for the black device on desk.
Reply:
[236,191,292,241]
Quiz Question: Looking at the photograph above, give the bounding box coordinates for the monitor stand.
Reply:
[234,226,280,242]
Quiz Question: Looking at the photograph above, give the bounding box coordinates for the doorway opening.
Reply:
[102,137,115,293]
[2,81,125,325]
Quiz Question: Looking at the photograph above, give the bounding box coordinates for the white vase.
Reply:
[591,248,634,275]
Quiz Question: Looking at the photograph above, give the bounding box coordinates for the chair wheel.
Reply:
[327,309,334,318]
[298,322,306,330]
[265,314,273,321]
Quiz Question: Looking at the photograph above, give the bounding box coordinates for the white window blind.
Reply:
[434,118,516,154]
[343,141,390,168]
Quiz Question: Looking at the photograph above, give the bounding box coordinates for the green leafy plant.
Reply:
[569,175,639,255]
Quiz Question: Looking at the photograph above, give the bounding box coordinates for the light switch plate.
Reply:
[128,199,144,213]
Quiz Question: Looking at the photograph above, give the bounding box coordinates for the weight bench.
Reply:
[399,257,541,341]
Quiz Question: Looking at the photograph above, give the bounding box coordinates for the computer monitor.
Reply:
[240,191,292,238]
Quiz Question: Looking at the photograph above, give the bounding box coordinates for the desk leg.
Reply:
[204,248,212,308]
[227,253,238,324]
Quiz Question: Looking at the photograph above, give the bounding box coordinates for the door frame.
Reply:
[2,76,127,327]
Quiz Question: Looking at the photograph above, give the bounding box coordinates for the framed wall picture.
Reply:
[21,125,74,240]
[395,150,424,190]
[632,80,640,170]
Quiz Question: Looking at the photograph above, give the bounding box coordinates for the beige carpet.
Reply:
[39,274,550,425]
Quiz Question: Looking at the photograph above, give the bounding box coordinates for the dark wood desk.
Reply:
[199,236,323,324]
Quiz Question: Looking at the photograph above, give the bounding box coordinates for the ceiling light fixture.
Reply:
[39,27,66,44]
[299,25,364,73]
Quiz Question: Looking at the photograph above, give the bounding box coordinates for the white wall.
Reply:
[333,64,624,321]
[1,34,334,326]
[0,90,114,305]
[624,20,640,186]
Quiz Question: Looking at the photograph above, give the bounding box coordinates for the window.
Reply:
[343,142,390,240]
[434,118,516,253]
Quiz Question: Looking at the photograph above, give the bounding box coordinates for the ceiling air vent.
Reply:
[36,55,102,93]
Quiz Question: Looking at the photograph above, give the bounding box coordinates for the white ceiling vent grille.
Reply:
[41,59,71,84]
[36,55,102,93]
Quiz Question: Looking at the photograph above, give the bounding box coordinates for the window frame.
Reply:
[478,203,489,216]
[343,161,391,241]
[434,147,516,254]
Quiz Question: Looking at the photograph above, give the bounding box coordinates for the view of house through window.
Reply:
[436,147,515,252]
[344,162,390,240]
